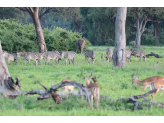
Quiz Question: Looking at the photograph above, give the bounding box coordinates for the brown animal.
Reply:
[151,80,164,101]
[81,71,100,109]
[61,79,74,93]
[132,72,164,95]
[76,38,85,54]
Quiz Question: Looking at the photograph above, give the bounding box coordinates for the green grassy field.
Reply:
[1,45,164,116]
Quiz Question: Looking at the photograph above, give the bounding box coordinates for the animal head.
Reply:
[144,56,146,61]
[92,77,97,83]
[81,71,93,84]
[3,51,8,57]
[131,72,139,86]
[92,57,95,63]
[105,56,109,61]
[60,51,66,59]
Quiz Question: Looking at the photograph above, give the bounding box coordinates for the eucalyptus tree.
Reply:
[113,7,127,67]
[128,7,164,48]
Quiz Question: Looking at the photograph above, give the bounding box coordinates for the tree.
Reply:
[0,42,21,97]
[113,7,127,67]
[80,7,117,45]
[16,7,53,53]
[129,7,164,48]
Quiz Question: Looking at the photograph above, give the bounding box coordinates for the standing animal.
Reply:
[81,71,100,109]
[151,80,164,101]
[23,52,43,65]
[105,48,113,62]
[132,49,146,61]
[41,50,60,65]
[3,51,18,65]
[132,72,164,95]
[60,51,76,65]
[85,49,95,63]
[76,38,85,54]
[125,49,134,62]
[61,79,74,93]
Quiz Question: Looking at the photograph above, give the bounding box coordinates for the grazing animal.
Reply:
[41,51,60,65]
[132,49,146,61]
[3,51,18,65]
[105,48,113,62]
[85,49,95,63]
[61,79,74,93]
[76,38,85,54]
[16,51,29,58]
[151,80,164,101]
[125,49,134,62]
[60,51,76,65]
[132,72,164,95]
[81,71,100,109]
[23,52,43,65]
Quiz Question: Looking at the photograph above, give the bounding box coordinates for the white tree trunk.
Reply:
[0,42,20,97]
[113,7,127,67]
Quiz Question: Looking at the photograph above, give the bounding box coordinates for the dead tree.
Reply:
[0,42,21,97]
[23,81,92,109]
[146,52,163,58]
[120,89,164,111]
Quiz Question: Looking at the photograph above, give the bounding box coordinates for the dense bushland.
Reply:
[0,19,91,53]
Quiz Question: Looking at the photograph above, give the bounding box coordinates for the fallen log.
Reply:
[120,89,164,111]
[22,81,92,109]
[146,52,163,58]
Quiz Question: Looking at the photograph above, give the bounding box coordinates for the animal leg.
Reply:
[76,46,79,53]
[141,86,147,95]
[160,90,163,96]
[69,59,71,64]
[91,95,93,109]
[151,88,160,101]
[35,60,38,65]
[45,59,50,65]
[65,59,67,65]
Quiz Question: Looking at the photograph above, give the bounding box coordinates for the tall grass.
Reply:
[1,45,164,116]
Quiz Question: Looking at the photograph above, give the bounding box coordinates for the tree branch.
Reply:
[28,7,34,14]
[39,7,53,20]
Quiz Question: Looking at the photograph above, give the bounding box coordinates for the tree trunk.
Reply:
[30,7,47,53]
[153,21,160,43]
[135,29,141,48]
[134,14,150,48]
[113,7,127,67]
[0,42,21,97]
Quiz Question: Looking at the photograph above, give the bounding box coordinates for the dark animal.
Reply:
[85,49,95,63]
[76,38,85,54]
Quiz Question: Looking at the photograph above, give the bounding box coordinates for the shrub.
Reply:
[0,19,91,53]
[129,41,135,48]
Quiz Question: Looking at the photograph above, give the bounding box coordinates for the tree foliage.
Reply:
[0,19,91,53]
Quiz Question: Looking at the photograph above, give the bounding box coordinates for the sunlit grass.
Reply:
[1,45,164,116]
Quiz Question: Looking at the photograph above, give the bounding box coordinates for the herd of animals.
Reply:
[2,38,164,109]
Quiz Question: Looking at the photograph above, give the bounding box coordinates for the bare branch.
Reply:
[29,7,34,14]
[38,81,47,90]
[39,7,53,19]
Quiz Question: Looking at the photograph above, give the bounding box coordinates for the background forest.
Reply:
[1,7,164,52]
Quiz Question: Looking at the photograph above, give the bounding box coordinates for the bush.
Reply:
[105,39,115,46]
[141,34,159,45]
[129,41,135,48]
[0,19,91,53]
